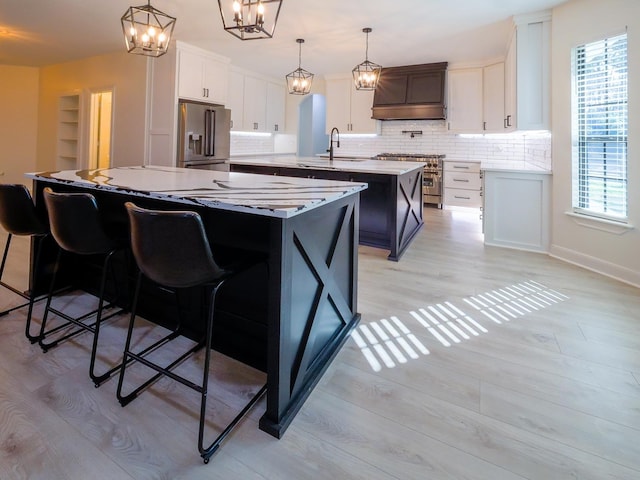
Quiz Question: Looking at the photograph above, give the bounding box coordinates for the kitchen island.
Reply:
[230,156,425,261]
[26,166,366,438]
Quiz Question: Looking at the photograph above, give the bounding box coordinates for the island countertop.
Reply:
[26,165,367,219]
[229,155,426,176]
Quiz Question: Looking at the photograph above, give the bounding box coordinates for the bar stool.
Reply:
[0,184,49,342]
[39,187,128,387]
[117,202,266,464]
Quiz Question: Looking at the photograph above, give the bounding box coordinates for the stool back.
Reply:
[0,184,47,237]
[125,202,224,289]
[43,187,115,255]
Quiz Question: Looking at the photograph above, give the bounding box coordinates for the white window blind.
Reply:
[572,33,628,220]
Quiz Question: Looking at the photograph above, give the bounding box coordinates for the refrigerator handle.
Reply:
[204,109,215,157]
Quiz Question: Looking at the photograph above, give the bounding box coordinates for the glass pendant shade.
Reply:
[286,39,314,95]
[352,27,382,90]
[218,0,283,40]
[121,1,176,57]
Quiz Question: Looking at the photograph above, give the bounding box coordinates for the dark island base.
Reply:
[230,164,424,261]
[29,180,361,439]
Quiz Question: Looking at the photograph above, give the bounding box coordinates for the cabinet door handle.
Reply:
[254,122,258,130]
[507,115,512,127]
[483,121,487,131]
[504,118,508,129]
[274,124,279,132]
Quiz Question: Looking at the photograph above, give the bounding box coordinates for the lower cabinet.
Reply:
[443,161,482,208]
[482,169,551,252]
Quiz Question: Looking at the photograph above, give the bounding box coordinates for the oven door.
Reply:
[423,170,442,205]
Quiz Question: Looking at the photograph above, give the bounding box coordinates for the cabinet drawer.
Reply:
[444,161,481,173]
[444,171,482,190]
[444,188,482,207]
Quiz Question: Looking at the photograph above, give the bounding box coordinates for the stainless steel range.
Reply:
[375,153,445,207]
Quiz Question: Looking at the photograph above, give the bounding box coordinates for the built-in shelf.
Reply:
[56,94,80,170]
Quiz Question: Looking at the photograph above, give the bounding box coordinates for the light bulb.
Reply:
[232,0,242,22]
[147,26,156,38]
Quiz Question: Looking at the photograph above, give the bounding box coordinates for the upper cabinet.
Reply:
[325,76,378,134]
[228,67,286,133]
[447,63,504,134]
[177,42,229,105]
[504,29,517,131]
[483,62,506,132]
[447,10,550,133]
[266,81,285,133]
[447,68,483,132]
[511,10,551,131]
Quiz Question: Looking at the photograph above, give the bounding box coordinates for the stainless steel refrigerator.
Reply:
[177,100,231,171]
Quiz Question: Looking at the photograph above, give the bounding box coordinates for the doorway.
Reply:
[89,90,113,169]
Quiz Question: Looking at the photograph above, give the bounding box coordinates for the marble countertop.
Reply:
[229,156,425,175]
[26,166,367,219]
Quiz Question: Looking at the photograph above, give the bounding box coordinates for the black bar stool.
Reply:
[39,187,128,387]
[0,183,49,342]
[117,201,266,464]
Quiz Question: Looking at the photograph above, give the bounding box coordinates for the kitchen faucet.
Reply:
[327,127,340,161]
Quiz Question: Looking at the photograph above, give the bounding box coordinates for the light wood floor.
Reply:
[1,206,639,479]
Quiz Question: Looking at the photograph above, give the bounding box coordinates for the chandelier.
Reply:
[286,39,314,95]
[121,1,176,57]
[218,0,283,40]
[352,28,382,90]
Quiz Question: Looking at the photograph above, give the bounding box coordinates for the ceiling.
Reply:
[0,0,568,79]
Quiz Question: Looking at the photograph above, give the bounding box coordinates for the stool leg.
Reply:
[89,250,123,387]
[116,271,143,405]
[25,235,46,343]
[38,248,63,347]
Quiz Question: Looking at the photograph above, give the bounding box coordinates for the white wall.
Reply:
[36,52,148,172]
[0,66,39,186]
[550,0,640,287]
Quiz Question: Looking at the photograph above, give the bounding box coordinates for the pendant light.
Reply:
[286,39,314,95]
[121,0,176,57]
[352,27,382,90]
[218,0,283,40]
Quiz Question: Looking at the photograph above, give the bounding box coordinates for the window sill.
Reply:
[565,211,633,235]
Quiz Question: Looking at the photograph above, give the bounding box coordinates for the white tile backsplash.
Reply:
[231,119,552,170]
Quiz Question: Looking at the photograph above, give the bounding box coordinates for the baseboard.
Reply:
[549,244,640,288]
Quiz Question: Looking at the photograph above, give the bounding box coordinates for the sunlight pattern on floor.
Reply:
[351,317,429,372]
[353,280,568,371]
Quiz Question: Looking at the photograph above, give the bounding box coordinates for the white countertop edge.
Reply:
[481,167,552,175]
[229,156,425,175]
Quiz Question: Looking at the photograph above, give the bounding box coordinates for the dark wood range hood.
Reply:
[372,62,448,120]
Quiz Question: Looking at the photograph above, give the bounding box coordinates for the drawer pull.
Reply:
[454,196,471,200]
[453,165,470,169]
[453,179,470,182]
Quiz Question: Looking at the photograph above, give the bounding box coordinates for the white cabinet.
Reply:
[447,65,505,133]
[177,42,229,104]
[242,75,267,131]
[507,11,551,131]
[483,63,505,132]
[447,69,483,132]
[483,169,551,252]
[266,82,285,133]
[227,70,244,130]
[504,30,517,131]
[443,161,482,208]
[227,68,286,133]
[325,76,378,134]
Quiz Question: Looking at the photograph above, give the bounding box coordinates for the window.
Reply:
[572,33,628,221]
